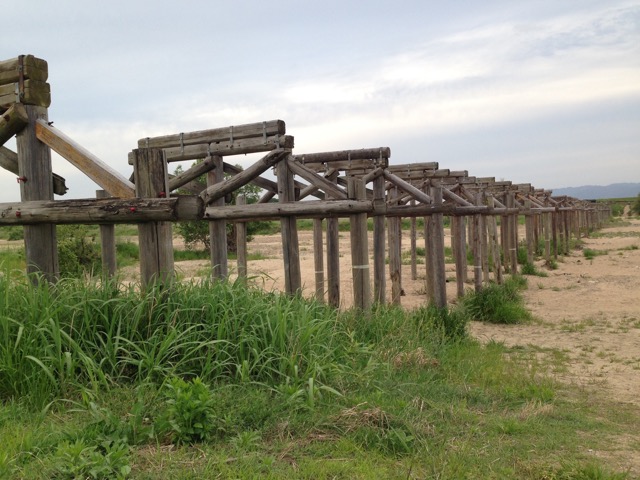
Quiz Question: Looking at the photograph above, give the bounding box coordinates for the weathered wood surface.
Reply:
[372,174,386,304]
[235,194,248,281]
[387,186,402,305]
[36,120,135,198]
[383,170,432,205]
[133,148,174,286]
[139,120,286,149]
[313,218,324,302]
[349,176,371,311]
[200,149,288,205]
[0,103,28,146]
[168,157,216,192]
[208,155,227,279]
[16,105,58,282]
[0,196,201,225]
[430,185,447,308]
[0,145,68,195]
[292,147,390,164]
[0,55,48,85]
[96,190,117,277]
[287,158,348,200]
[0,79,51,108]
[276,158,301,294]
[162,135,294,161]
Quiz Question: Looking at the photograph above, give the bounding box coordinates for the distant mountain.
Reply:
[551,183,640,200]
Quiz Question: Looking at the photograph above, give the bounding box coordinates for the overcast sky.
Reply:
[2,0,639,201]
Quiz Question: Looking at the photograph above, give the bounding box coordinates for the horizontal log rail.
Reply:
[139,120,286,149]
[0,196,202,225]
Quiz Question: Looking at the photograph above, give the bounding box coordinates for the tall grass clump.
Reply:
[0,275,356,407]
[460,276,531,324]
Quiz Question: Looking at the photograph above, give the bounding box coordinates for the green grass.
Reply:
[0,274,636,478]
[460,276,532,324]
[583,248,608,260]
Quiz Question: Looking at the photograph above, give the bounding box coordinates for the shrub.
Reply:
[461,276,531,324]
[57,225,101,277]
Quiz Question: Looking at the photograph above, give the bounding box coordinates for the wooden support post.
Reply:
[313,218,324,302]
[552,210,558,259]
[451,215,466,298]
[473,193,483,292]
[208,155,228,279]
[132,148,174,287]
[423,209,434,304]
[372,174,386,305]
[487,197,503,284]
[430,185,447,308]
[544,212,551,261]
[388,186,402,305]
[96,190,116,278]
[235,194,247,282]
[507,193,518,275]
[16,105,58,283]
[410,200,418,281]
[349,176,371,311]
[277,156,301,294]
[326,215,340,308]
[525,199,535,265]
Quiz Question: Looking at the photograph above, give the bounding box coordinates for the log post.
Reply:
[451,215,466,298]
[277,156,301,294]
[507,192,518,274]
[473,193,483,292]
[349,176,371,311]
[430,184,447,308]
[132,148,174,287]
[487,196,503,284]
[410,200,418,281]
[16,105,58,283]
[208,155,228,279]
[372,174,386,304]
[235,194,247,282]
[96,189,116,278]
[388,186,402,305]
[313,218,324,302]
[525,199,535,265]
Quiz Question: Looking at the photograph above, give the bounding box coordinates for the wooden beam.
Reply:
[291,147,390,165]
[287,158,348,200]
[383,170,432,204]
[162,134,293,161]
[139,119,286,149]
[168,156,216,192]
[200,149,288,205]
[0,196,201,225]
[0,103,28,146]
[35,119,135,198]
[0,145,67,195]
[0,79,51,108]
[0,55,48,85]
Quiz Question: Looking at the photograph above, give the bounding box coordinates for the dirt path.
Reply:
[470,219,640,407]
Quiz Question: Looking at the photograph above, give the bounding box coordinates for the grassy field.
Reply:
[0,273,637,479]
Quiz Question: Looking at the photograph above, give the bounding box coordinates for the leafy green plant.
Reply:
[159,376,216,444]
[52,439,131,479]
